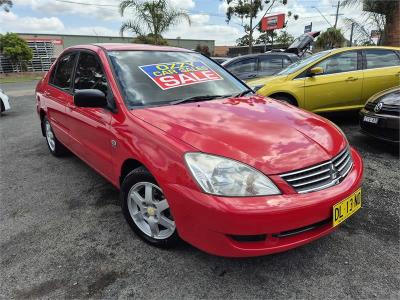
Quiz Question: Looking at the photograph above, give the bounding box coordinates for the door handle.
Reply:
[345,77,358,81]
[248,74,257,78]
[395,72,400,77]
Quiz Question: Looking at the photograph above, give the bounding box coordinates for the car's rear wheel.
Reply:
[121,167,179,248]
[43,116,68,156]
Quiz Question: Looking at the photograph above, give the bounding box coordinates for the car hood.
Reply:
[368,87,400,105]
[131,96,347,175]
[246,75,287,87]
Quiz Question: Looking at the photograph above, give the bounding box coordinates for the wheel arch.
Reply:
[269,92,299,106]
[39,109,46,136]
[120,158,147,185]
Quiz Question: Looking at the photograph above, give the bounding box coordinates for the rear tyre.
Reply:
[121,167,179,248]
[43,116,68,156]
[272,94,297,106]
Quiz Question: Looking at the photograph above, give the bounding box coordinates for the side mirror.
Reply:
[309,67,324,76]
[74,89,107,108]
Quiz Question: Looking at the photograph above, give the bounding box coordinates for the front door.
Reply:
[68,51,114,181]
[304,50,363,112]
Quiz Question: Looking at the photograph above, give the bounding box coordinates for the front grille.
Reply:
[365,102,400,116]
[281,147,353,194]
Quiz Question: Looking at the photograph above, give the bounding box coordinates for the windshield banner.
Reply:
[139,61,223,90]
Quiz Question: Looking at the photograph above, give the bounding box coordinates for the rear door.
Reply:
[304,50,364,112]
[361,49,400,102]
[44,52,78,146]
[226,57,258,80]
[68,50,114,181]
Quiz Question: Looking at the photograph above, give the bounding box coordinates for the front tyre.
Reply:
[121,167,179,248]
[43,116,68,156]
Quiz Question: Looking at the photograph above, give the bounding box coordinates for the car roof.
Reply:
[330,46,400,53]
[223,52,298,66]
[65,43,193,52]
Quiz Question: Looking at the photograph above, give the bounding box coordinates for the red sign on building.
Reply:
[261,14,285,31]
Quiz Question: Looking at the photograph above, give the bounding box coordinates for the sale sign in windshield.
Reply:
[139,61,223,90]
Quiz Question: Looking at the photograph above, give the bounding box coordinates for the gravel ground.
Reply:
[1,81,399,299]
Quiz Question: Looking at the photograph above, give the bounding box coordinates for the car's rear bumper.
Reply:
[359,109,399,143]
[165,148,364,257]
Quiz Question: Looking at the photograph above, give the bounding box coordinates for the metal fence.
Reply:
[0,40,56,73]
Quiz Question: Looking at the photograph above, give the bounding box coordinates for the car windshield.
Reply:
[277,50,330,75]
[107,51,248,109]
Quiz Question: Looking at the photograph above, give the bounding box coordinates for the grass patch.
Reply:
[0,75,42,84]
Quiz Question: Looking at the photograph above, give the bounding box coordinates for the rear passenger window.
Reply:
[228,58,257,74]
[51,53,77,91]
[365,49,400,69]
[74,52,108,96]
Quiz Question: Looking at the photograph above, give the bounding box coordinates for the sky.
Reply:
[0,0,367,45]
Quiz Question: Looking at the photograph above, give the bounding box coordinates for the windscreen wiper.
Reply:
[170,94,232,105]
[234,89,254,98]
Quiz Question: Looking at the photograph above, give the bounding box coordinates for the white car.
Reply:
[0,88,10,114]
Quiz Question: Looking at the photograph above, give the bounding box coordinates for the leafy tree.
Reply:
[256,30,277,45]
[223,0,287,54]
[0,0,12,12]
[236,34,253,46]
[315,28,346,50]
[119,0,191,45]
[275,30,294,47]
[341,0,398,45]
[0,33,33,65]
[195,44,211,57]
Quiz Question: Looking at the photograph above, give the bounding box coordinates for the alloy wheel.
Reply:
[127,182,175,240]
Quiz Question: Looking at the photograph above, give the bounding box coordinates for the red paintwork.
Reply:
[36,44,364,257]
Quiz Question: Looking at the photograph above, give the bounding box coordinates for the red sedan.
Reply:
[36,44,363,257]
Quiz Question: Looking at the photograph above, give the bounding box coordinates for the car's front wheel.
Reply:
[43,116,68,156]
[121,167,179,248]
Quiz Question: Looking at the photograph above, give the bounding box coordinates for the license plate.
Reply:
[363,116,378,124]
[333,188,362,227]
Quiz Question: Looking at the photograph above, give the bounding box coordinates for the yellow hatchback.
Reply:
[248,46,400,113]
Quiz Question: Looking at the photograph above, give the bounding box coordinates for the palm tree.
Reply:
[315,28,346,50]
[119,0,191,45]
[0,0,13,12]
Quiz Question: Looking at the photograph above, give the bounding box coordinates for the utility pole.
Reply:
[349,22,354,46]
[334,1,340,29]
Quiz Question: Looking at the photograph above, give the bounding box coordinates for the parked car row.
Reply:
[247,46,400,113]
[0,43,395,258]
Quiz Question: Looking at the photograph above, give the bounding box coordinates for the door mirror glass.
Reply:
[74,89,107,108]
[310,67,324,76]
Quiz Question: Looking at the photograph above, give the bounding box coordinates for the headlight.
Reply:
[184,153,280,197]
[252,85,264,92]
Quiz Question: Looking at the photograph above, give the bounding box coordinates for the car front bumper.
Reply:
[164,148,364,257]
[359,109,400,143]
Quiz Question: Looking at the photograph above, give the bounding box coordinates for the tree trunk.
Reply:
[249,20,253,54]
[383,1,400,46]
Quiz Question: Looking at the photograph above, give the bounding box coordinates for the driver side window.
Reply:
[74,52,108,96]
[314,51,358,75]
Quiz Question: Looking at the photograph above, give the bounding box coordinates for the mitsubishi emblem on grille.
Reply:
[330,164,340,181]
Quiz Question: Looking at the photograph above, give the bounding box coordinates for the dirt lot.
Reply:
[1,81,399,299]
